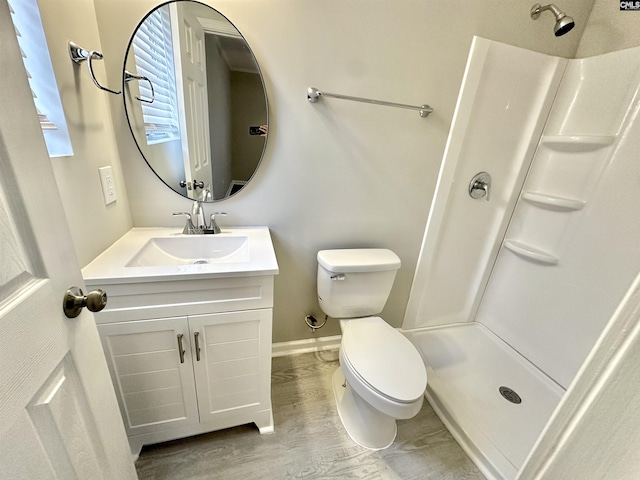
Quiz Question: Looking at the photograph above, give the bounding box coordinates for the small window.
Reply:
[9,0,73,157]
[131,6,181,144]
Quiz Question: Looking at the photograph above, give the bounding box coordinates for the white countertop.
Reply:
[82,227,279,285]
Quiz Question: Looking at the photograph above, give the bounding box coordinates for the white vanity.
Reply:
[82,227,278,455]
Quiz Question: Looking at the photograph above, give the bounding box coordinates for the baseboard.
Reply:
[271,335,341,357]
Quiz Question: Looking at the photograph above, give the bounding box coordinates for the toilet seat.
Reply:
[340,317,427,403]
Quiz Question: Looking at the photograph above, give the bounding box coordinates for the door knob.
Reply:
[469,172,491,201]
[63,286,107,318]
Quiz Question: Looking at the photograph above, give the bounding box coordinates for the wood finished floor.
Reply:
[135,350,485,480]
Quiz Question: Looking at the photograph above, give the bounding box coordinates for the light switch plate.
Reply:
[98,166,117,205]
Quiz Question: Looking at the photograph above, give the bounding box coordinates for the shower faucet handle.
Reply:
[469,172,491,202]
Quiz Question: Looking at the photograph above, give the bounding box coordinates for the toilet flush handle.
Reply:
[331,274,346,281]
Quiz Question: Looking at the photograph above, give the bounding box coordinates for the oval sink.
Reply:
[126,235,249,267]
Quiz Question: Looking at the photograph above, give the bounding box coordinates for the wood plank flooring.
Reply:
[135,350,485,479]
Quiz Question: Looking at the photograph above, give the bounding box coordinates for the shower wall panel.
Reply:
[403,37,566,330]
[476,47,640,389]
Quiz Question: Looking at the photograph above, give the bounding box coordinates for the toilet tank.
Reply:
[317,249,401,318]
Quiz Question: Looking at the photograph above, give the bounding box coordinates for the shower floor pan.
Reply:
[406,323,564,480]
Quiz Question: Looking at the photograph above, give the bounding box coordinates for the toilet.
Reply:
[317,248,427,450]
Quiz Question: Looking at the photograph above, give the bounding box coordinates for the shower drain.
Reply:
[499,386,522,404]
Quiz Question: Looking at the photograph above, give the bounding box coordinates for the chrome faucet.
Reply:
[173,202,226,234]
[191,200,206,230]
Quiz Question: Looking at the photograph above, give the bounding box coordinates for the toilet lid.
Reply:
[317,249,401,273]
[341,317,427,403]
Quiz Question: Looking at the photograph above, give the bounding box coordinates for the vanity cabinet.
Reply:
[90,275,275,455]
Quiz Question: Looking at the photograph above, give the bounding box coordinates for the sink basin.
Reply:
[81,227,279,283]
[126,235,249,267]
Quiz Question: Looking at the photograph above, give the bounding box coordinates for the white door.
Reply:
[171,2,213,199]
[0,4,136,479]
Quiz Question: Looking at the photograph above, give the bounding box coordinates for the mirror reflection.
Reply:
[123,0,268,201]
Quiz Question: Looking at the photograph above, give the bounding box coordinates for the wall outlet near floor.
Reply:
[98,166,117,205]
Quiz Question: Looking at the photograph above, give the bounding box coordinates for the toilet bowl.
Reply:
[332,316,427,449]
[317,248,427,449]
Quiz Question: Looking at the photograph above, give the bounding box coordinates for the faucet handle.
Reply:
[469,172,491,202]
[173,212,197,235]
[209,212,227,234]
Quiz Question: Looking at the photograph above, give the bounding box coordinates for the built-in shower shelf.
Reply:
[540,135,615,152]
[503,240,558,265]
[522,192,585,211]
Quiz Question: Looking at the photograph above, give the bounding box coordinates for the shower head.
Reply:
[530,3,575,37]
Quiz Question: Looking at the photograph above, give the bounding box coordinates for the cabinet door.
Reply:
[98,317,199,436]
[189,309,272,423]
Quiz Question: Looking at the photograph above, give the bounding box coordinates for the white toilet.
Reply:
[317,248,427,450]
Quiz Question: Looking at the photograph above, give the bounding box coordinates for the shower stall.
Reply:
[402,37,640,480]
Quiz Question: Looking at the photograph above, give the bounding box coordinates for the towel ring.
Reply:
[124,71,155,103]
[69,41,121,95]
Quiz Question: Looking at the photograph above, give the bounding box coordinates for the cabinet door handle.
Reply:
[177,334,185,364]
[194,332,201,361]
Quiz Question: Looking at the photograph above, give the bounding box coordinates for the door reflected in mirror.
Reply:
[123,0,268,201]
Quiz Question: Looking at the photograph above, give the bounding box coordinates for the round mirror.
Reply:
[123,0,268,201]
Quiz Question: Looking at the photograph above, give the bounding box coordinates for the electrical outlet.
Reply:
[98,166,117,205]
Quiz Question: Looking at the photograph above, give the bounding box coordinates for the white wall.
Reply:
[90,0,593,343]
[76,0,591,341]
[577,0,640,57]
[37,0,132,268]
